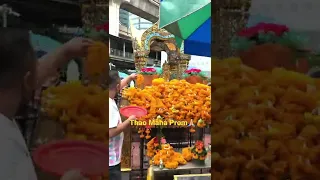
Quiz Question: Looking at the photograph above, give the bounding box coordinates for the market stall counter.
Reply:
[153,161,211,172]
[151,160,211,179]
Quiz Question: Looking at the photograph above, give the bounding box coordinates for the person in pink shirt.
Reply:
[108,70,136,180]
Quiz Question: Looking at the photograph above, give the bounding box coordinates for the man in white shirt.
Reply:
[108,70,136,180]
[0,28,92,180]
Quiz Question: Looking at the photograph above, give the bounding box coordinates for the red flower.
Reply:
[238,23,289,38]
[195,140,204,149]
[96,23,109,32]
[238,26,261,38]
[185,68,201,74]
[257,23,289,36]
[142,67,156,73]
[153,137,159,144]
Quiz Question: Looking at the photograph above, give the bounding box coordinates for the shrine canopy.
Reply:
[248,0,320,51]
[159,0,211,57]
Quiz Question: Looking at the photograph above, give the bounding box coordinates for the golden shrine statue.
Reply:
[130,21,191,80]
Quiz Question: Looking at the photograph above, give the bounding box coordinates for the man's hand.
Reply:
[60,170,88,180]
[129,73,137,80]
[127,115,136,121]
[61,37,94,59]
[36,37,93,88]
[120,73,137,89]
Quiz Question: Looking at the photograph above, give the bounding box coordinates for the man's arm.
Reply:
[36,47,71,88]
[120,77,132,90]
[120,74,137,89]
[36,37,93,88]
[109,119,131,138]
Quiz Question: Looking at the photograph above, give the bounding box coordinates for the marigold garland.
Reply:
[211,57,320,179]
[123,79,211,127]
[191,140,207,160]
[41,81,109,144]
[136,74,144,87]
[146,137,161,158]
[85,41,108,78]
[151,144,192,169]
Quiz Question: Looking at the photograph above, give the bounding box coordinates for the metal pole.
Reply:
[0,4,20,28]
[2,4,7,27]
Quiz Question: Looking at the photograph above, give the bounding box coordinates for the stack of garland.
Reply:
[191,140,207,161]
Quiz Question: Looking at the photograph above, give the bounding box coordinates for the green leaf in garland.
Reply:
[231,36,256,51]
[277,32,307,49]
[198,71,207,78]
[258,31,279,44]
[84,28,108,41]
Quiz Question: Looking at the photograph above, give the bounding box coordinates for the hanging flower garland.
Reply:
[138,126,152,139]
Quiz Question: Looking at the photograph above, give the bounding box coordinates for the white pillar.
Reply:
[109,0,120,37]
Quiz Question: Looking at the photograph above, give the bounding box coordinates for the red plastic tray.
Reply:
[33,140,108,177]
[120,106,147,118]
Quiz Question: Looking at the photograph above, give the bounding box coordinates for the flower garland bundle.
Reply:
[152,143,190,169]
[146,137,161,158]
[191,140,207,160]
[136,74,144,87]
[231,23,306,51]
[182,147,193,161]
[138,127,151,139]
[140,67,158,75]
[85,41,108,79]
[184,68,207,78]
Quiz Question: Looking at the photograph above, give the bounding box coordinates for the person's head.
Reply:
[109,70,120,98]
[0,28,37,117]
